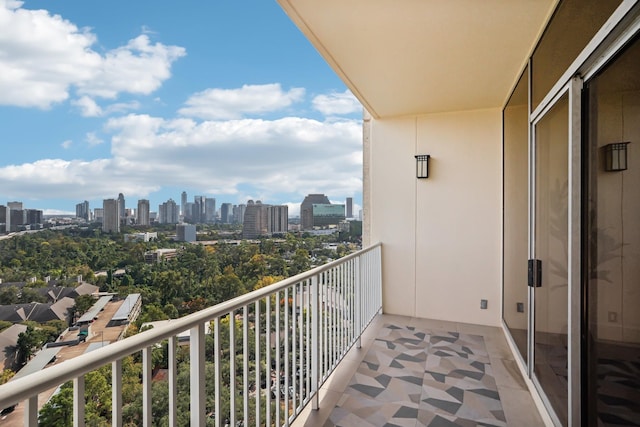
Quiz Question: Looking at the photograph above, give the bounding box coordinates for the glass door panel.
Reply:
[534,94,569,426]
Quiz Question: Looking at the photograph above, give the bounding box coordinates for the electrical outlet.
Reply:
[516,302,524,313]
[608,311,618,323]
[480,299,488,310]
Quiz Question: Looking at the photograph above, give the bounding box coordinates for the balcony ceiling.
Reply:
[278,0,557,118]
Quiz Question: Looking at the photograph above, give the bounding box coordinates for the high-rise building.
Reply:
[181,191,188,216]
[346,197,353,218]
[205,198,216,223]
[194,196,205,223]
[267,205,288,234]
[7,201,22,211]
[137,199,150,226]
[76,201,90,221]
[242,201,267,239]
[300,194,330,230]
[159,199,179,224]
[312,204,345,227]
[118,193,126,225]
[0,205,6,233]
[94,208,104,223]
[103,199,120,233]
[220,203,233,224]
[234,204,246,224]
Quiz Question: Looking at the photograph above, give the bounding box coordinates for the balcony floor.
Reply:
[293,314,545,426]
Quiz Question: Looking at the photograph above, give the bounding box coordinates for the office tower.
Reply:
[205,197,216,223]
[94,208,104,223]
[312,204,345,227]
[220,203,232,224]
[103,199,120,233]
[234,204,246,224]
[300,194,330,230]
[242,201,268,239]
[137,199,150,226]
[118,193,125,224]
[176,224,196,242]
[267,205,288,234]
[7,201,22,211]
[76,200,90,221]
[0,205,6,233]
[181,191,188,216]
[194,196,205,223]
[25,209,43,227]
[346,197,353,218]
[159,198,179,224]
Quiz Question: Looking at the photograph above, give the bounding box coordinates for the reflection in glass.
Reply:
[534,94,568,426]
[585,34,640,427]
[503,67,529,363]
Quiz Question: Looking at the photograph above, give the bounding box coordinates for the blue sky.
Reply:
[0,0,363,217]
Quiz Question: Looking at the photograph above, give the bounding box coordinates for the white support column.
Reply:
[24,395,37,426]
[168,336,177,427]
[190,323,205,427]
[112,359,123,427]
[355,256,362,347]
[230,311,236,427]
[214,318,221,427]
[254,301,261,427]
[73,375,85,427]
[142,347,152,427]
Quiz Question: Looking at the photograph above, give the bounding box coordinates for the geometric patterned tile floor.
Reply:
[293,314,546,427]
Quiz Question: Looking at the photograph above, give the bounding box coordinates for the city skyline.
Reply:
[0,1,363,216]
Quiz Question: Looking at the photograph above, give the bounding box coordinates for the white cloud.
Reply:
[61,140,72,149]
[179,84,305,120]
[0,3,184,109]
[312,90,361,116]
[72,96,102,117]
[85,132,103,146]
[0,112,362,203]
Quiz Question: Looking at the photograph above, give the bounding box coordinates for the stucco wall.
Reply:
[368,109,502,326]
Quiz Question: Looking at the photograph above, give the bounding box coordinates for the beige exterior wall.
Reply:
[368,109,502,326]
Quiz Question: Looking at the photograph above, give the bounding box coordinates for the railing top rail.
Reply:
[0,242,381,410]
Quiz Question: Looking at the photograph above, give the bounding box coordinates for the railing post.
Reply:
[168,336,177,427]
[214,318,221,427]
[230,312,236,427]
[112,359,122,427]
[356,255,362,348]
[190,323,205,427]
[311,274,319,411]
[143,346,152,427]
[24,395,37,426]
[73,375,85,427]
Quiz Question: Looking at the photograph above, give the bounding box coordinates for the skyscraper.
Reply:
[234,204,246,224]
[220,203,232,224]
[346,197,353,218]
[103,199,120,233]
[159,199,179,224]
[118,193,125,225]
[205,197,216,223]
[137,199,150,226]
[181,191,188,216]
[76,200,90,221]
[300,194,330,230]
[194,196,205,223]
[267,205,288,234]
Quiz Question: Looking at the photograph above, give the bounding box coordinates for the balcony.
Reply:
[0,243,543,426]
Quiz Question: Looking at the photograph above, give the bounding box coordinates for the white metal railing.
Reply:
[0,242,382,426]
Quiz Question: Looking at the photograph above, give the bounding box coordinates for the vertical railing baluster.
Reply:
[168,336,177,427]
[275,290,281,427]
[266,296,272,426]
[74,375,85,427]
[305,279,311,403]
[298,281,304,406]
[25,395,37,426]
[214,318,221,427]
[284,287,290,424]
[191,323,205,427]
[243,305,249,426]
[230,311,236,427]
[112,359,122,427]
[255,300,261,427]
[311,274,319,410]
[292,283,297,416]
[356,256,362,347]
[142,346,152,427]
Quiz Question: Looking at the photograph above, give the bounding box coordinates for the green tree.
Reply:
[74,294,95,316]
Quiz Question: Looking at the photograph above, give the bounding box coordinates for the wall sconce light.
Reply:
[604,142,630,172]
[415,155,430,179]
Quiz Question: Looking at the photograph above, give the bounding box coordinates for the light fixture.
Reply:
[604,142,630,172]
[415,155,430,179]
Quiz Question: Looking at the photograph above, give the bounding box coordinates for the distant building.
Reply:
[267,205,288,234]
[159,199,179,224]
[117,193,126,225]
[94,208,104,223]
[137,199,150,226]
[346,197,353,218]
[312,204,345,227]
[194,196,205,223]
[300,194,330,230]
[181,191,188,216]
[124,232,157,243]
[221,203,233,224]
[205,197,216,223]
[234,204,246,224]
[144,249,178,263]
[25,209,43,229]
[176,224,196,242]
[242,201,288,239]
[0,205,6,233]
[102,199,120,232]
[76,200,90,221]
